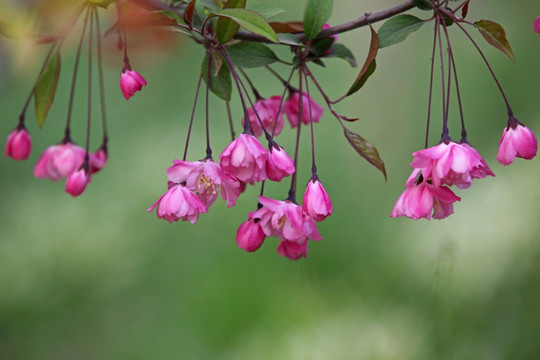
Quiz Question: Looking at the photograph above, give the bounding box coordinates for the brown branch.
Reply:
[128,0,416,43]
[235,0,416,43]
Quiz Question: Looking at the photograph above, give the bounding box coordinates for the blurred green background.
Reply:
[1,1,540,359]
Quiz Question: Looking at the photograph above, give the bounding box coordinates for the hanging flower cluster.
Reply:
[3,0,538,259]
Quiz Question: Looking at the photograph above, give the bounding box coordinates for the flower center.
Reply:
[199,175,218,195]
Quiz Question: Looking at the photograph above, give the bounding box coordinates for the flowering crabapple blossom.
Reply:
[33,143,86,181]
[167,158,223,208]
[147,184,207,224]
[247,196,321,259]
[5,127,31,160]
[242,96,285,137]
[265,145,295,182]
[219,133,268,184]
[284,91,324,128]
[391,169,461,220]
[302,178,332,222]
[410,141,494,189]
[277,240,308,260]
[220,175,246,208]
[236,218,266,252]
[120,69,147,100]
[496,123,538,165]
[65,168,91,197]
[534,16,540,33]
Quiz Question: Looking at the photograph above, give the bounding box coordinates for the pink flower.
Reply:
[255,196,321,245]
[236,218,266,252]
[277,240,308,260]
[284,91,324,128]
[411,141,494,189]
[65,168,91,197]
[220,133,267,184]
[391,169,461,220]
[534,16,540,33]
[302,178,332,222]
[221,175,246,208]
[5,127,31,160]
[147,184,207,224]
[242,96,285,137]
[266,145,295,182]
[120,69,147,100]
[167,158,223,208]
[34,142,85,181]
[322,23,339,45]
[497,123,538,165]
[89,148,108,174]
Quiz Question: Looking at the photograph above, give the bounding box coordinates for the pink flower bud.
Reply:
[284,91,324,128]
[120,69,147,100]
[497,123,538,165]
[302,178,332,222]
[5,128,31,160]
[277,240,308,260]
[65,168,91,197]
[236,218,266,252]
[266,145,295,182]
[242,96,285,137]
[147,184,207,224]
[534,16,540,33]
[89,148,108,174]
[219,133,267,184]
[34,143,85,181]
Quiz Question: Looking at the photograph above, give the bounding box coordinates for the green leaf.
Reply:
[303,0,334,42]
[210,8,279,43]
[377,14,425,48]
[412,0,432,11]
[216,0,246,44]
[326,43,357,67]
[249,5,286,20]
[344,127,387,180]
[201,53,232,101]
[277,33,303,46]
[309,37,334,56]
[474,19,515,63]
[34,51,61,128]
[347,25,378,96]
[227,42,279,68]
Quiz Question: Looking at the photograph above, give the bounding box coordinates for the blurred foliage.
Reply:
[1,0,540,359]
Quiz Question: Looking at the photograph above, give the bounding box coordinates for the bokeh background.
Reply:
[1,1,540,359]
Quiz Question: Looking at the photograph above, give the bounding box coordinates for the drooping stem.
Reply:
[303,67,317,176]
[225,101,236,141]
[84,5,95,169]
[205,51,212,159]
[287,70,305,204]
[64,5,92,143]
[435,15,450,140]
[117,3,131,69]
[239,68,262,101]
[444,10,513,116]
[218,47,252,134]
[183,75,203,161]
[94,6,108,149]
[270,67,297,137]
[425,21,438,148]
[304,66,345,129]
[441,17,467,142]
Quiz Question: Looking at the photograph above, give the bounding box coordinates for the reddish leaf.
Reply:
[462,2,469,18]
[339,114,359,122]
[105,12,178,37]
[344,127,387,180]
[184,0,196,28]
[347,24,378,96]
[269,21,304,33]
[474,19,515,62]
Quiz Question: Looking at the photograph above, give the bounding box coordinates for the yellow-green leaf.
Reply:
[474,19,515,63]
[34,51,61,128]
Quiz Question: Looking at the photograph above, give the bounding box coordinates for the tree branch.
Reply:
[235,0,416,43]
